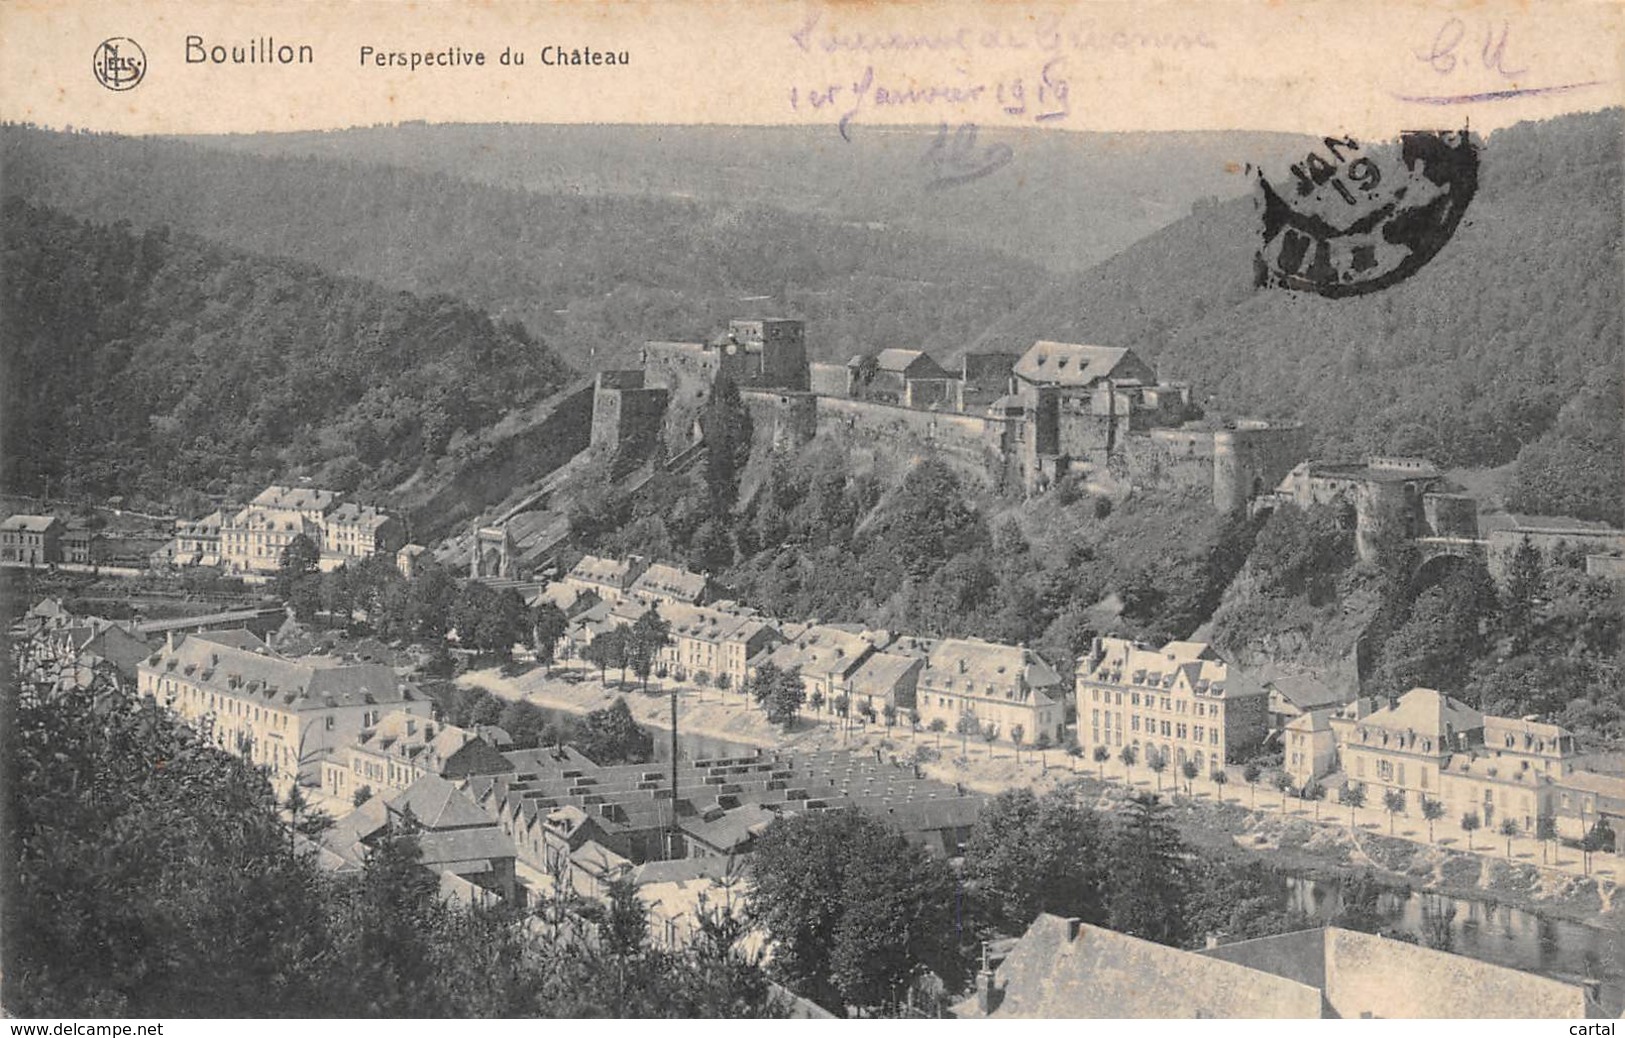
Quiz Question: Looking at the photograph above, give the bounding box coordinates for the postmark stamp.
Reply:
[1254,129,1479,297]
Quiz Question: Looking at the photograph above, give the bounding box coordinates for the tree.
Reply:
[764,667,806,728]
[808,688,825,715]
[1381,788,1407,834]
[1212,767,1229,801]
[285,783,334,844]
[1342,782,1367,827]
[957,710,980,754]
[699,374,753,517]
[1180,759,1199,795]
[277,533,322,596]
[980,720,999,757]
[1421,797,1446,842]
[1275,771,1294,810]
[628,607,673,692]
[1535,813,1558,864]
[747,810,963,1013]
[576,698,653,765]
[963,789,1106,937]
[929,717,947,747]
[601,874,649,958]
[532,601,569,670]
[1106,795,1190,947]
[353,784,374,808]
[583,628,626,684]
[906,708,921,738]
[5,646,340,1016]
[1502,535,1545,643]
[1460,810,1481,850]
[1302,779,1326,820]
[1119,744,1138,781]
[1147,748,1168,791]
[1009,723,1025,763]
[1034,731,1053,768]
[1093,744,1111,780]
[1243,761,1262,807]
[1499,817,1520,857]
[882,703,898,730]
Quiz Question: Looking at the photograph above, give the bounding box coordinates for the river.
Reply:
[1285,876,1624,1014]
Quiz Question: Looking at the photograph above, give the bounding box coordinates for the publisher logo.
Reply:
[93,37,147,91]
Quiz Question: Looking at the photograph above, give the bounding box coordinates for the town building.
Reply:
[639,600,782,690]
[322,774,519,903]
[138,629,428,788]
[1283,710,1337,786]
[916,637,1065,747]
[752,623,880,704]
[1076,637,1269,772]
[563,553,649,604]
[1261,456,1480,561]
[321,502,403,566]
[627,561,710,605]
[957,914,1604,1018]
[321,709,512,803]
[1316,688,1594,837]
[1553,771,1625,848]
[1,514,61,565]
[955,352,1019,412]
[848,348,956,408]
[847,650,926,715]
[61,523,94,565]
[1327,688,1482,803]
[221,505,323,574]
[395,543,427,579]
[468,746,984,881]
[219,485,400,575]
[170,510,225,567]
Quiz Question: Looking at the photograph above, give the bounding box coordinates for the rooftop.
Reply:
[251,485,340,512]
[955,914,1322,1018]
[1012,342,1141,388]
[2,514,58,532]
[142,630,415,713]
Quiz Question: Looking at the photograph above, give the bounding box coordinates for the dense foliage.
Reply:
[1,640,774,1016]
[978,110,1624,510]
[0,197,571,505]
[746,809,965,1014]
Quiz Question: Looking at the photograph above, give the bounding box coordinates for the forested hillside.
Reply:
[976,109,1624,519]
[0,198,571,504]
[0,125,1058,370]
[183,123,1313,273]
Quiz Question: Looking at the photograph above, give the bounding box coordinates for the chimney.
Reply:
[1066,917,1082,941]
[975,940,1001,1015]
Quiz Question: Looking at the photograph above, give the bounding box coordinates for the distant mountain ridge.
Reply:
[0,125,1064,372]
[179,122,1316,273]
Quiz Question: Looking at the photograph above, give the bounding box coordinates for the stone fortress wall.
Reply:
[591,317,1311,514]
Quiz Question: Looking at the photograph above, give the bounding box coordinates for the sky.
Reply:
[0,0,1620,140]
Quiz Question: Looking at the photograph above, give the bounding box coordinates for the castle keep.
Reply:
[590,317,1308,511]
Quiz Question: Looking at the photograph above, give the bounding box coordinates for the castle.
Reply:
[590,317,1309,513]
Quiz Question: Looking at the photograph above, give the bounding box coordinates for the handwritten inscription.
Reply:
[922,123,1013,189]
[790,59,1070,140]
[1396,17,1605,105]
[1416,18,1526,79]
[790,11,1216,56]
